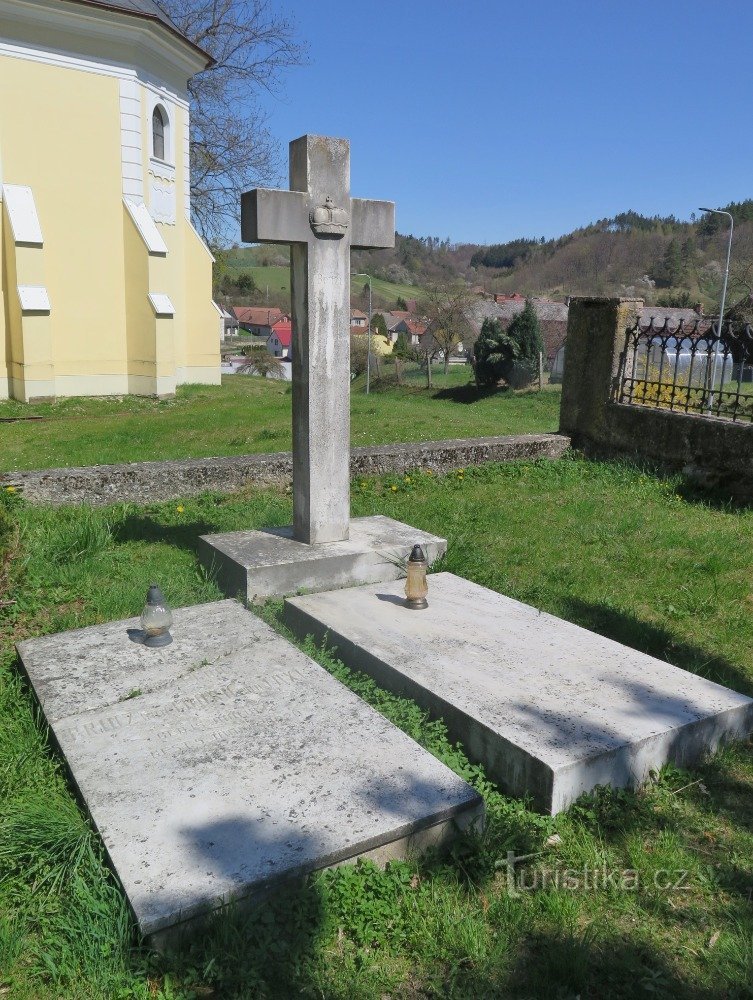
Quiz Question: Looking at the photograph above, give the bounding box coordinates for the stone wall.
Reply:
[1,434,571,505]
[560,297,753,495]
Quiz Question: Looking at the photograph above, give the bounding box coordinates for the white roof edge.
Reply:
[124,198,168,255]
[3,184,43,246]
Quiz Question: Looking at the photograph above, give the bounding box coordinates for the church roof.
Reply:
[63,1,212,66]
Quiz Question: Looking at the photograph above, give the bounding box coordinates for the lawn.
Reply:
[1,456,752,998]
[0,373,561,472]
[220,250,425,307]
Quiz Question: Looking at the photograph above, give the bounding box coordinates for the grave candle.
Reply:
[140,585,173,647]
[404,545,429,609]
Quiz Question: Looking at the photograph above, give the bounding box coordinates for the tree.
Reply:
[238,347,284,378]
[504,300,543,387]
[509,300,543,363]
[157,0,306,245]
[392,330,415,385]
[472,318,519,387]
[422,281,475,374]
[371,313,388,338]
[235,271,258,294]
[395,296,408,310]
[655,238,684,287]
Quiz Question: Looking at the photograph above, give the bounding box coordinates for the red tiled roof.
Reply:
[270,320,292,347]
[234,307,286,327]
[405,320,427,337]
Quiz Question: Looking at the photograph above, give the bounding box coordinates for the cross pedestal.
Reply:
[199,135,446,601]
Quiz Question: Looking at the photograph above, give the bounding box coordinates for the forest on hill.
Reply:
[216,199,753,313]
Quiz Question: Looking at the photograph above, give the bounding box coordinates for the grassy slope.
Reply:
[222,249,424,305]
[0,374,561,472]
[1,457,753,998]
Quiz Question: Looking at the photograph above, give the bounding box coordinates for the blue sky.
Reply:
[260,0,753,246]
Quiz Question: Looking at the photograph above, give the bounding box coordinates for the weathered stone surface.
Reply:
[199,514,446,603]
[284,573,753,814]
[16,600,482,941]
[242,135,395,545]
[0,434,570,505]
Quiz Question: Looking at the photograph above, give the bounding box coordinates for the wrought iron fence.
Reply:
[616,316,753,423]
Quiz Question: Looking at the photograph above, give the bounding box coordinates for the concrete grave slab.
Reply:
[284,573,753,814]
[199,514,446,603]
[16,600,482,943]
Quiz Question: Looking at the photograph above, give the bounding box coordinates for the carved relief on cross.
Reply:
[241,135,395,546]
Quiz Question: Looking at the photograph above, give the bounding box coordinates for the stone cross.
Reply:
[241,135,395,545]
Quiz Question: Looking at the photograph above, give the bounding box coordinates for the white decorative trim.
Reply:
[4,368,220,401]
[183,115,191,219]
[18,285,50,313]
[53,373,128,397]
[149,160,175,182]
[9,376,55,402]
[148,292,175,317]
[176,365,222,386]
[119,78,143,201]
[149,158,176,225]
[0,0,205,88]
[2,184,43,245]
[188,221,215,262]
[123,199,168,255]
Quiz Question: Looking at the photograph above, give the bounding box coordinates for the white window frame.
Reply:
[149,98,174,166]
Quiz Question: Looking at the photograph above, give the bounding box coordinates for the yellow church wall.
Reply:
[1,208,20,397]
[0,57,128,386]
[182,223,221,385]
[0,34,219,401]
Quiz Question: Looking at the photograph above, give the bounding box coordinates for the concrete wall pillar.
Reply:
[559,297,643,443]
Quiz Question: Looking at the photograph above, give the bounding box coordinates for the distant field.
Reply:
[0,375,561,471]
[221,248,425,307]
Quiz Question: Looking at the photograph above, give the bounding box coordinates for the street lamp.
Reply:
[698,207,734,411]
[351,271,372,394]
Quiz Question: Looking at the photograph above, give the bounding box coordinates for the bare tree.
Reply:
[156,0,306,245]
[421,281,475,374]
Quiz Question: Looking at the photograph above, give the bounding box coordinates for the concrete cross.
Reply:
[241,135,395,545]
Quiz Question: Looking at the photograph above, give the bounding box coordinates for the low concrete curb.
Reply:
[1,433,571,505]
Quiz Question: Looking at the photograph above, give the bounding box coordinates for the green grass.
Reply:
[220,249,425,307]
[0,374,561,472]
[1,457,753,997]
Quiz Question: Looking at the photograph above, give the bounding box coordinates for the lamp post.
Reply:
[698,207,734,412]
[351,271,372,394]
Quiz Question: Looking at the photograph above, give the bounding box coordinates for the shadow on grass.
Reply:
[498,929,716,1000]
[561,597,753,699]
[675,473,753,512]
[431,383,503,404]
[111,515,216,554]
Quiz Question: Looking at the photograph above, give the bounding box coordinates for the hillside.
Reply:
[215,200,753,312]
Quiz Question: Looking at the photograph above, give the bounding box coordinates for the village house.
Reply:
[267,317,292,358]
[233,307,288,338]
[350,309,368,330]
[216,303,239,341]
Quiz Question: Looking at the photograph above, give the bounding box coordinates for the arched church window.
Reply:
[152,105,166,161]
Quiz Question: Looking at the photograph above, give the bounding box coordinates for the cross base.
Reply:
[198,515,446,604]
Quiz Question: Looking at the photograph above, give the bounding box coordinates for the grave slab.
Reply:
[284,573,753,814]
[199,514,446,603]
[16,600,482,943]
